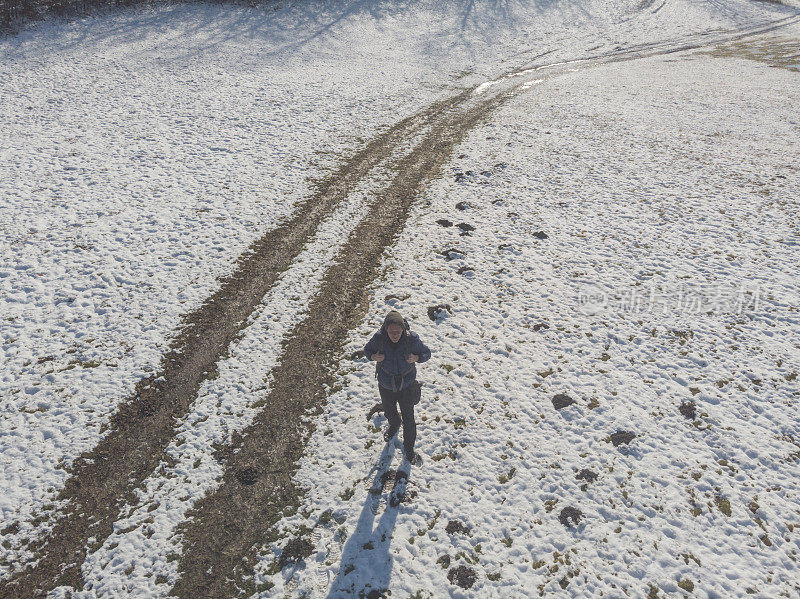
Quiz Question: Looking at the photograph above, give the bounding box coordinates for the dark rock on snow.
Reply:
[532,322,550,331]
[436,219,453,227]
[533,231,549,239]
[439,248,464,260]
[576,469,598,483]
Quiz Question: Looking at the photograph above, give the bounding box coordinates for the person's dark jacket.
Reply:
[364,325,431,392]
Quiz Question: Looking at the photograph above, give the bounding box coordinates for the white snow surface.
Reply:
[1,0,799,596]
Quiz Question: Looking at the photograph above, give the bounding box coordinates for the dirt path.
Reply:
[0,93,468,599]
[2,12,798,598]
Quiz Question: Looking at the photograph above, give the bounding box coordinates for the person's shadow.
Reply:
[326,441,412,598]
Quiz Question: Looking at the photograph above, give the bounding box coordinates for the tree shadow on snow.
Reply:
[326,440,412,598]
[10,0,606,60]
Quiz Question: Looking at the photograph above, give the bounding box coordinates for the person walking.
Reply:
[364,310,431,465]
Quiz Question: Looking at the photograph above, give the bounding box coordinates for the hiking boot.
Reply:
[383,423,400,442]
[405,449,423,466]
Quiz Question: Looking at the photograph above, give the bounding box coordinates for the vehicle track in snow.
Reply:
[169,14,800,597]
[2,11,799,598]
[0,91,470,598]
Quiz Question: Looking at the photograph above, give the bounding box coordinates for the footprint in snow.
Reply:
[576,469,598,491]
[439,248,465,260]
[427,304,453,321]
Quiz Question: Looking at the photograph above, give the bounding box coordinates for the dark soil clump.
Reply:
[277,537,314,569]
[558,506,584,528]
[366,402,383,420]
[552,393,576,410]
[448,565,478,589]
[679,401,696,419]
[235,466,259,486]
[445,520,471,535]
[576,469,598,483]
[610,431,636,447]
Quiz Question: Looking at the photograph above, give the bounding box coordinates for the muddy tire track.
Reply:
[170,88,510,598]
[0,93,468,599]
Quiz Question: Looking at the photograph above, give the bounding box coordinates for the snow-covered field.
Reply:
[2,0,800,597]
[259,45,800,598]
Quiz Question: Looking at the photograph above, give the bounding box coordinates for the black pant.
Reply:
[379,385,416,454]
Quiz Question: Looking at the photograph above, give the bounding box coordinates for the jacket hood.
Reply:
[381,310,408,334]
